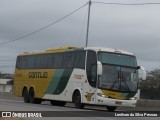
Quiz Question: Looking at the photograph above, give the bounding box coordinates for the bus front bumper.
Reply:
[97,96,137,107]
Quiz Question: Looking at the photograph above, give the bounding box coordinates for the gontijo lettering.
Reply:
[28,72,48,78]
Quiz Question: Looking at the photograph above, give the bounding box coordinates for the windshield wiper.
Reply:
[120,72,131,92]
[110,70,131,92]
[110,70,120,90]
[110,80,118,90]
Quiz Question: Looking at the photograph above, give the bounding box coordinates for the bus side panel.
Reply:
[42,69,87,102]
[14,68,56,99]
[43,69,73,101]
[14,69,29,97]
[61,69,96,104]
[59,69,85,102]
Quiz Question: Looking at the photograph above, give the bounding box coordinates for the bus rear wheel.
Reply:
[23,88,30,103]
[73,91,84,109]
[29,88,42,104]
[106,106,117,112]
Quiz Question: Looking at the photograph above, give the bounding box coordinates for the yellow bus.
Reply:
[14,46,146,111]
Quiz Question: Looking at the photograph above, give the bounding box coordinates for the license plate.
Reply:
[115,101,122,105]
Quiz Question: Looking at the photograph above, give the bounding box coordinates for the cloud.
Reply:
[0,0,160,73]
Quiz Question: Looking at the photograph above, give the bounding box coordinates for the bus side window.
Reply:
[21,56,28,69]
[16,56,21,69]
[74,51,86,69]
[63,52,74,69]
[27,55,35,69]
[86,50,97,87]
[52,53,63,68]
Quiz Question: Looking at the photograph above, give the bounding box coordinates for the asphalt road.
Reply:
[0,94,160,120]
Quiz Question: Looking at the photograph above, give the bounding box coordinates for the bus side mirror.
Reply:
[138,66,146,80]
[97,61,102,75]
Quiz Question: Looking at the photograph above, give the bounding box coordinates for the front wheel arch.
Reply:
[72,90,84,109]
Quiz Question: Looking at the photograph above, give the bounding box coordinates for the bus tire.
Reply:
[106,106,117,112]
[73,91,84,109]
[29,88,42,104]
[50,100,66,106]
[23,88,30,103]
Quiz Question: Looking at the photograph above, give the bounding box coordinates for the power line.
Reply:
[93,1,160,6]
[1,1,160,46]
[0,2,88,46]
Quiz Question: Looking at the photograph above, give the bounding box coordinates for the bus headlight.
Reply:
[97,93,108,98]
[129,97,137,100]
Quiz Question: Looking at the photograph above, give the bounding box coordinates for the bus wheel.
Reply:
[106,106,117,112]
[73,91,84,109]
[50,100,66,106]
[23,88,30,103]
[29,88,42,104]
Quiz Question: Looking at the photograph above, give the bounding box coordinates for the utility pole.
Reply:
[85,0,91,47]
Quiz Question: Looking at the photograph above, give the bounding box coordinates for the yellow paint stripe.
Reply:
[101,90,127,100]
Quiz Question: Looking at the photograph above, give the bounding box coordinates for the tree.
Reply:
[140,69,160,92]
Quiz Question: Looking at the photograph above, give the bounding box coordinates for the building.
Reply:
[0,78,13,92]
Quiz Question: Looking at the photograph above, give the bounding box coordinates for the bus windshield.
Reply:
[98,52,138,92]
[98,52,137,67]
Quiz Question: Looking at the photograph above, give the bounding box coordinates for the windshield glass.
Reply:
[98,52,138,92]
[98,52,137,67]
[98,65,138,92]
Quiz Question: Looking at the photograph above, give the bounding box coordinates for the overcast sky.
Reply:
[0,0,160,73]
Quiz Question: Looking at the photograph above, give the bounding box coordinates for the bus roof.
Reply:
[18,46,134,56]
[85,47,134,56]
[19,46,80,56]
